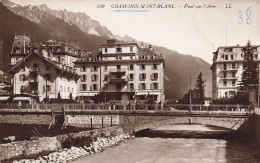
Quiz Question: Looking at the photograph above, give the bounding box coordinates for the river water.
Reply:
[73,124,258,163]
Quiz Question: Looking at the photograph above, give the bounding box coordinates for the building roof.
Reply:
[137,48,161,57]
[101,43,139,48]
[8,52,80,79]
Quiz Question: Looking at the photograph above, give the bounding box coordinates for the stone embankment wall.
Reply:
[0,110,52,125]
[0,126,123,161]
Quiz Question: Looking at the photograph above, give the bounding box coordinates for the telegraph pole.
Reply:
[189,76,192,113]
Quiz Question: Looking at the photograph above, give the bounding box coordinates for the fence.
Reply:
[0,103,254,113]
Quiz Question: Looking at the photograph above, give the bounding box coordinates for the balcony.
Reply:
[108,78,128,83]
[220,76,238,80]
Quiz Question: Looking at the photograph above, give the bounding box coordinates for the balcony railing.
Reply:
[108,78,128,83]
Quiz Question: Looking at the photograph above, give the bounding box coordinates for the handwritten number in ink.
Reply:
[237,10,243,24]
[238,7,252,25]
[246,7,252,24]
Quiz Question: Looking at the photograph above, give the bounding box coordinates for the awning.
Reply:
[136,92,160,95]
[77,92,99,96]
[13,97,31,101]
[0,96,10,101]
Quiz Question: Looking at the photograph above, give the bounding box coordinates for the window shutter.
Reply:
[150,83,153,89]
[90,85,93,90]
[138,83,141,89]
[43,86,45,92]
[80,84,82,91]
[20,75,22,81]
[144,74,146,79]
[139,74,142,81]
[151,74,153,80]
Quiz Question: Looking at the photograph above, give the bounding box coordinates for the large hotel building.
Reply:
[8,36,165,103]
[211,45,260,99]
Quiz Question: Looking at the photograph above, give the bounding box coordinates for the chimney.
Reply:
[140,43,144,48]
[149,45,153,51]
[107,39,116,44]
[41,49,48,58]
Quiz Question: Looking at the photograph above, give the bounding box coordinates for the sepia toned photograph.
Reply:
[0,0,260,162]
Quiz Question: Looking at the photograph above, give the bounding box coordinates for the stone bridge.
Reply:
[0,110,254,136]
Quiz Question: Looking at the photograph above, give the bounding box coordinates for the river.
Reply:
[73,124,257,163]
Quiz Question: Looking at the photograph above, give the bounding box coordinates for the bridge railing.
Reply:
[163,104,252,112]
[0,103,253,113]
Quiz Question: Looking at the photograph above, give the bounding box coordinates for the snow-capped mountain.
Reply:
[1,0,115,38]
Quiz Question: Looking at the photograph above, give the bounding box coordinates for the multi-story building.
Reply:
[8,36,80,102]
[8,36,165,103]
[10,35,81,68]
[211,45,260,99]
[75,39,165,103]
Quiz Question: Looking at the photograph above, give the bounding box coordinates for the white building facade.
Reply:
[211,45,260,99]
[75,40,165,103]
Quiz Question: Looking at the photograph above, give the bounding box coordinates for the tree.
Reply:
[239,41,258,92]
[194,72,206,104]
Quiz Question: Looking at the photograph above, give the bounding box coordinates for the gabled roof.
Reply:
[8,52,80,79]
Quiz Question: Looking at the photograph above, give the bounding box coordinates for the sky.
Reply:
[10,0,260,63]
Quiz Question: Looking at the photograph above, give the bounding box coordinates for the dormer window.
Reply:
[116,48,122,53]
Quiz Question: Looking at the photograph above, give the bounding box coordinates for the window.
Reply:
[43,85,51,92]
[153,64,158,70]
[139,83,146,90]
[46,66,50,71]
[81,84,86,90]
[130,47,133,52]
[104,65,107,71]
[232,63,235,69]
[104,75,108,81]
[254,54,258,59]
[151,83,158,89]
[223,72,227,78]
[105,48,107,53]
[81,66,86,72]
[225,55,228,60]
[129,74,134,81]
[232,72,236,78]
[230,55,234,60]
[151,73,158,80]
[92,74,98,82]
[129,83,134,90]
[20,74,26,81]
[68,87,70,93]
[129,64,134,70]
[140,64,145,70]
[81,75,86,82]
[223,63,227,70]
[116,48,122,53]
[139,73,146,81]
[232,81,236,86]
[92,66,97,72]
[223,81,227,86]
[91,84,98,90]
[117,65,121,70]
